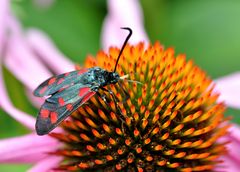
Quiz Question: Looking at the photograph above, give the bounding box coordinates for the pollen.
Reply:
[52,42,230,171]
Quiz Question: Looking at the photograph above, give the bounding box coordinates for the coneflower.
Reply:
[51,42,230,172]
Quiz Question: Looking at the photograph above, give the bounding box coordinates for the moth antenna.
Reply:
[113,27,132,72]
[125,79,143,85]
[120,74,129,80]
[120,74,143,85]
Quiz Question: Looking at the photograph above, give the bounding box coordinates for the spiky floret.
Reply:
[51,42,230,171]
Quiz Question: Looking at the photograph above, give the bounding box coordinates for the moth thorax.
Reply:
[106,72,120,84]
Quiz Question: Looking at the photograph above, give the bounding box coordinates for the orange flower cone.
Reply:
[51,42,230,171]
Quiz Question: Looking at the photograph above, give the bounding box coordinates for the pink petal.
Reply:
[4,16,52,91]
[0,0,9,55]
[0,7,36,130]
[5,43,52,90]
[102,0,149,50]
[28,156,62,172]
[25,89,44,108]
[1,16,72,131]
[215,156,240,172]
[215,125,240,171]
[214,72,240,109]
[0,133,60,163]
[26,29,75,74]
[6,14,22,36]
[0,65,35,129]
[226,125,240,162]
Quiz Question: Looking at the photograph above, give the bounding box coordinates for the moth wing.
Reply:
[35,85,95,135]
[33,68,89,97]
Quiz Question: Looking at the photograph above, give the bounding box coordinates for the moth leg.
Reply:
[100,87,119,106]
[96,91,107,104]
[118,81,130,103]
[100,87,126,125]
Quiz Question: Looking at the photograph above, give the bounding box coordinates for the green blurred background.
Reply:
[1,0,240,171]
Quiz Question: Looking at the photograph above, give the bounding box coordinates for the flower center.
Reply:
[51,42,229,171]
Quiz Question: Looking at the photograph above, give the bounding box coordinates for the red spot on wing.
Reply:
[50,112,58,124]
[58,97,65,106]
[58,88,65,92]
[57,78,64,85]
[40,109,50,118]
[48,77,56,85]
[78,68,88,75]
[82,91,95,103]
[58,85,69,92]
[39,86,48,95]
[79,87,91,97]
[64,72,70,77]
[66,104,73,111]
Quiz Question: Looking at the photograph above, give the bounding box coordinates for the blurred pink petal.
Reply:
[0,133,59,163]
[215,72,240,109]
[102,0,149,50]
[25,89,44,108]
[26,29,74,74]
[216,157,239,172]
[4,16,52,90]
[6,14,22,36]
[1,4,70,132]
[5,34,52,90]
[28,156,62,172]
[216,125,240,171]
[0,0,9,55]
[226,125,240,162]
[0,1,35,130]
[0,66,35,129]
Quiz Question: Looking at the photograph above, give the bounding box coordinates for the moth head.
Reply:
[108,72,120,84]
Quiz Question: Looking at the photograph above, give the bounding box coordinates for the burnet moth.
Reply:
[34,27,132,135]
